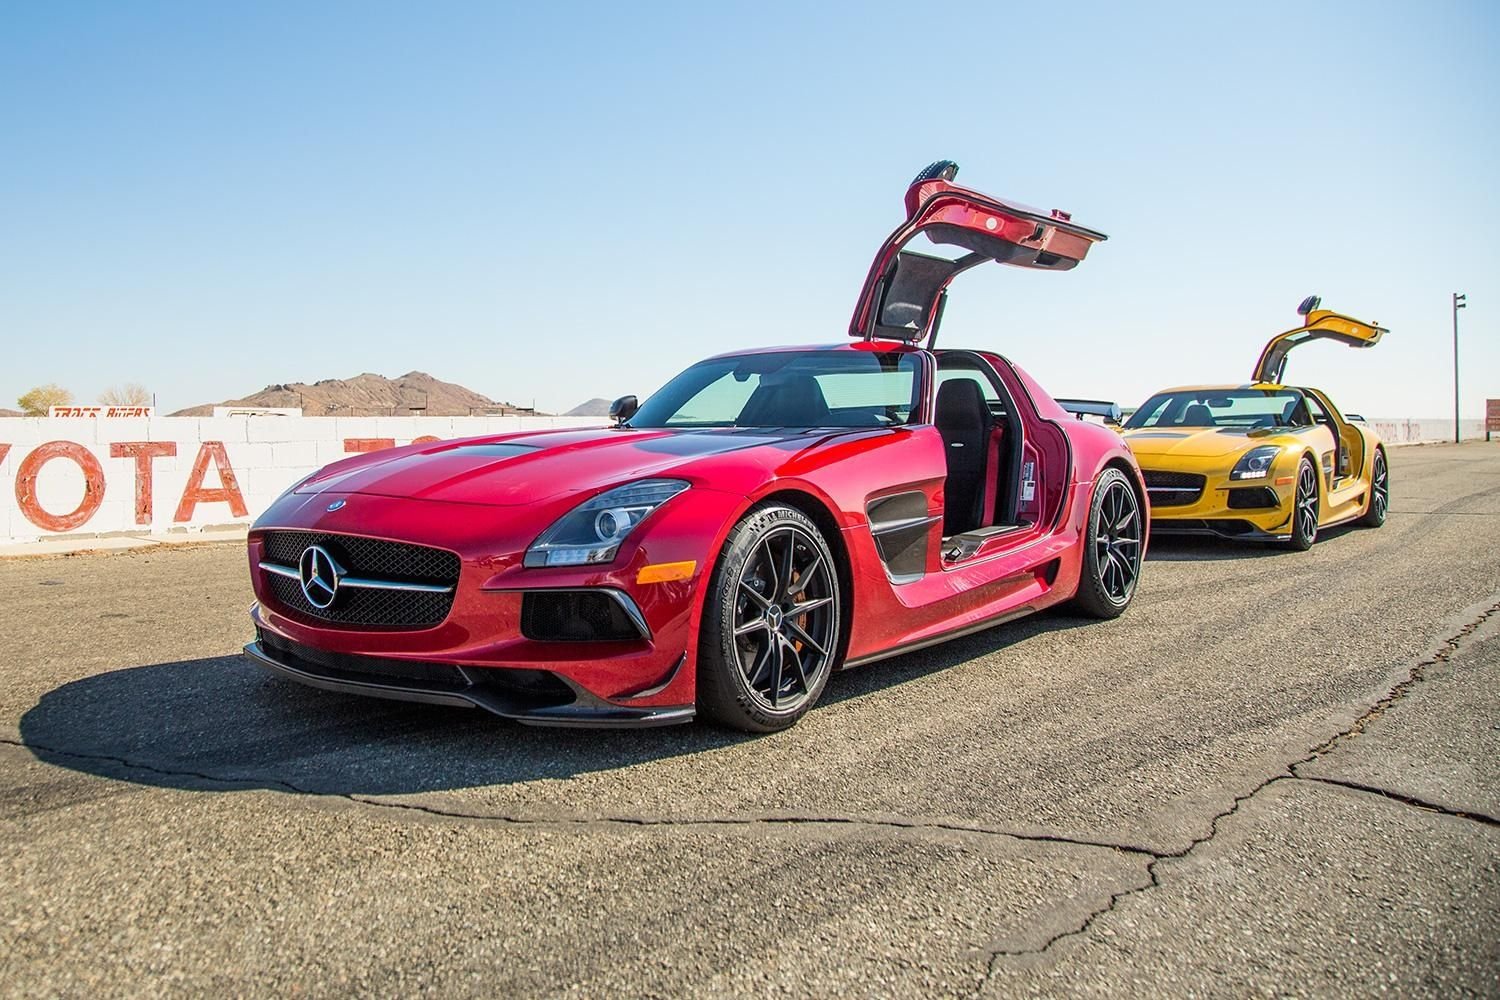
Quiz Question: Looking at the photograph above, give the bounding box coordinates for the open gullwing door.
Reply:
[849,161,1108,346]
[1252,296,1388,385]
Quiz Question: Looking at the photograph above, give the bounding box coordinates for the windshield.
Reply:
[630,350,921,429]
[1125,389,1309,430]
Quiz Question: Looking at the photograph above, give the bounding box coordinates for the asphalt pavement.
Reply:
[2,443,1497,997]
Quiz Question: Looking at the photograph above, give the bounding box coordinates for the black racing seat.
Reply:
[935,379,991,535]
[1182,403,1214,426]
[738,374,831,427]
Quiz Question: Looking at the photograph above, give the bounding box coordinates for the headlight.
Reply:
[524,479,690,567]
[1230,446,1281,481]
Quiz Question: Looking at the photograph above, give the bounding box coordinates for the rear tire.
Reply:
[1070,468,1143,619]
[1288,457,1319,551]
[698,504,842,733]
[1358,447,1388,528]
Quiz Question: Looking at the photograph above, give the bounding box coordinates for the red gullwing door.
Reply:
[849,161,1109,346]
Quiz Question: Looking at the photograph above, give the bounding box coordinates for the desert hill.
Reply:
[565,397,614,417]
[0,407,23,417]
[172,371,541,417]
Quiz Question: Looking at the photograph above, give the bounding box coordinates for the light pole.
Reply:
[1453,292,1467,444]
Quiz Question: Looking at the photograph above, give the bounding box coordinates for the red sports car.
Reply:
[245,161,1148,732]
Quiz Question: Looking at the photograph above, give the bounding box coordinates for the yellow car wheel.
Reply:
[1359,448,1389,528]
[1289,458,1319,551]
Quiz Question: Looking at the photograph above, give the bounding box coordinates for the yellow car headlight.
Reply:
[1230,446,1281,481]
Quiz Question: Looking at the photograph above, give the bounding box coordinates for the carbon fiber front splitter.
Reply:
[243,641,694,728]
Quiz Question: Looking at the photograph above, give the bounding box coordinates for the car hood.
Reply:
[298,427,801,507]
[1123,426,1286,462]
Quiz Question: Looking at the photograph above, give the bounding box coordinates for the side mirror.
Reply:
[1297,294,1321,316]
[609,395,639,426]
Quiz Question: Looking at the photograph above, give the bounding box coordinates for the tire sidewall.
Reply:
[1289,457,1319,550]
[698,504,841,732]
[1072,467,1138,619]
[1361,447,1388,527]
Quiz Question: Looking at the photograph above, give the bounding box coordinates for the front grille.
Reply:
[1227,486,1279,509]
[258,530,460,629]
[521,591,646,642]
[256,629,575,705]
[1143,470,1205,508]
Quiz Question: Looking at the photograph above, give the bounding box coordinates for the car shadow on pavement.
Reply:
[1144,523,1361,562]
[19,613,1085,798]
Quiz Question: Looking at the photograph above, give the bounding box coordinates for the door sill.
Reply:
[942,522,1034,563]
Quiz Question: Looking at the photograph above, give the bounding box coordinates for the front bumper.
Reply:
[1146,473,1294,541]
[244,633,693,727]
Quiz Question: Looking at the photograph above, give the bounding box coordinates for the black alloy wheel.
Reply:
[699,505,841,732]
[1358,448,1388,528]
[1071,468,1143,619]
[1288,457,1320,550]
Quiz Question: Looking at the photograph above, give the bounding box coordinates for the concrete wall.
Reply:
[0,416,602,544]
[0,414,1491,544]
[1365,417,1488,446]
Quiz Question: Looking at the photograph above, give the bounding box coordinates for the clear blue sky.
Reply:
[2,1,1496,418]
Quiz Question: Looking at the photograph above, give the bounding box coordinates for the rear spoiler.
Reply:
[1056,398,1122,424]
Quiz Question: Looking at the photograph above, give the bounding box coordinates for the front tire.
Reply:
[698,504,842,732]
[1071,468,1143,619]
[1358,447,1388,528]
[1288,457,1320,550]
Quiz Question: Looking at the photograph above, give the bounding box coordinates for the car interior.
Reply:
[932,354,1028,560]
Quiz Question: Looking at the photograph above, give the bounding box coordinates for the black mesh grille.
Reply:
[1143,470,1205,507]
[1143,471,1206,489]
[258,531,460,629]
[521,591,645,642]
[1227,486,1279,509]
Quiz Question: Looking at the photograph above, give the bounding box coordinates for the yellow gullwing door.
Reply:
[1252,295,1388,385]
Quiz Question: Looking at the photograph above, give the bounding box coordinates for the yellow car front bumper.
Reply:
[1143,469,1297,541]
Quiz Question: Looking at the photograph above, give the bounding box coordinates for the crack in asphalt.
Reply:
[1292,773,1500,828]
[0,735,1154,858]
[972,596,1500,990]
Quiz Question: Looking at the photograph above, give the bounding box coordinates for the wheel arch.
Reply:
[1101,456,1147,518]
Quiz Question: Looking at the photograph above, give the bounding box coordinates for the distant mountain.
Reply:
[565,397,614,417]
[171,371,544,417]
[0,407,23,417]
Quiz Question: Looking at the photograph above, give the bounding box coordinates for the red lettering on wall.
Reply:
[111,441,178,525]
[344,438,396,454]
[15,441,106,532]
[174,441,248,522]
[0,443,10,467]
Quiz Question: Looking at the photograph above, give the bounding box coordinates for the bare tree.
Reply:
[17,384,73,415]
[99,382,151,406]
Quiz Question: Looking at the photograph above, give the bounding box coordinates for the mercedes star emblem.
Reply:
[298,544,342,609]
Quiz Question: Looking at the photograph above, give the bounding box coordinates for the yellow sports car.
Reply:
[1122,297,1389,549]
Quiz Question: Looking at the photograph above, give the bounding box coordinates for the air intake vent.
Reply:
[521,591,648,642]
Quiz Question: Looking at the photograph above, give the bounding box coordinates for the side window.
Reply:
[936,369,997,400]
[1303,395,1328,423]
[936,368,1007,419]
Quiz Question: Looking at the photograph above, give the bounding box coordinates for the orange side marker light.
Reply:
[636,560,697,585]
